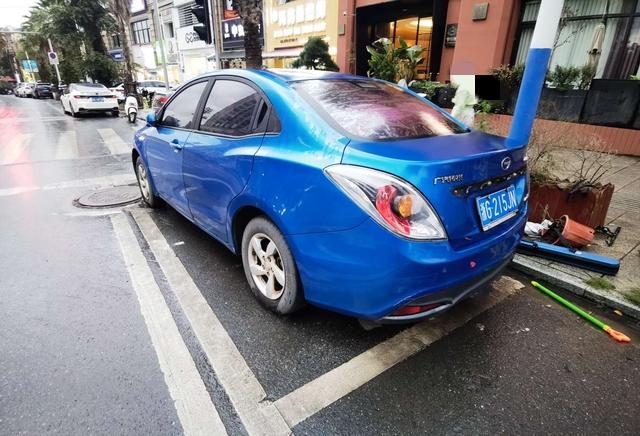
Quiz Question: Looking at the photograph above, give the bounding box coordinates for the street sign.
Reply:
[108,49,125,62]
[20,59,38,73]
[47,51,59,65]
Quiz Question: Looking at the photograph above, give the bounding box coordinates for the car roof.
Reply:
[254,68,357,82]
[197,68,362,84]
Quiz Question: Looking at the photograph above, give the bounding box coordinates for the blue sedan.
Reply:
[133,69,528,323]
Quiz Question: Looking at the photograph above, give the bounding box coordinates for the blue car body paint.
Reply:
[133,69,528,321]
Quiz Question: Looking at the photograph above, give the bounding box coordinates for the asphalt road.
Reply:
[1,94,639,436]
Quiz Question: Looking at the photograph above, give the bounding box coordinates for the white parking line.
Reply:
[131,209,291,436]
[273,275,525,427]
[0,173,135,197]
[97,128,131,155]
[112,213,228,436]
[55,131,79,160]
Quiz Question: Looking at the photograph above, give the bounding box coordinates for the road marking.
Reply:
[112,213,228,436]
[0,116,68,124]
[273,275,524,427]
[98,128,131,155]
[0,133,33,165]
[55,131,79,160]
[0,173,136,197]
[131,209,291,436]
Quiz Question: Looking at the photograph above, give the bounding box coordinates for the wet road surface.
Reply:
[1,95,639,435]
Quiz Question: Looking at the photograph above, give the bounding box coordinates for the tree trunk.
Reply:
[118,18,136,94]
[243,13,262,68]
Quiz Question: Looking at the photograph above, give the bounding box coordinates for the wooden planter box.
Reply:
[528,182,615,228]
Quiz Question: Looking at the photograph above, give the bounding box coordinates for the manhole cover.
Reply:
[74,185,141,208]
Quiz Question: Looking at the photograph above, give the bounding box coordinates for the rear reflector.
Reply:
[391,302,444,317]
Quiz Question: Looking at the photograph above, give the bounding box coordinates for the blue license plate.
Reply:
[475,185,518,231]
[92,97,104,102]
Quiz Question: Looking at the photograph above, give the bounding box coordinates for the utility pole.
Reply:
[153,0,171,91]
[507,0,565,146]
[47,38,61,86]
[212,0,222,70]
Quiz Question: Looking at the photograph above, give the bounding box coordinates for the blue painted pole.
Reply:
[507,0,565,147]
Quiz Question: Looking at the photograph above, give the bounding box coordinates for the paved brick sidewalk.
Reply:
[513,148,640,318]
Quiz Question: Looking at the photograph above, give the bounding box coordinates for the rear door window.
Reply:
[161,81,207,129]
[198,79,261,136]
[293,80,467,140]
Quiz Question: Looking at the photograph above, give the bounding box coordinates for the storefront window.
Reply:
[514,0,640,79]
[371,16,433,79]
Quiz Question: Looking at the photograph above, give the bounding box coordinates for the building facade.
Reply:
[336,0,640,92]
[262,0,338,68]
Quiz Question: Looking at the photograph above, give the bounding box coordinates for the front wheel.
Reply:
[135,156,159,208]
[128,111,137,123]
[241,217,304,315]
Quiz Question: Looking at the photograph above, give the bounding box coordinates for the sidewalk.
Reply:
[513,148,640,319]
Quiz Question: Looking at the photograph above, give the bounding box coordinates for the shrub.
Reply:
[292,37,339,71]
[546,65,580,91]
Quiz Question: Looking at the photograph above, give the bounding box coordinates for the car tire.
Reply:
[135,156,159,208]
[70,105,78,118]
[241,217,304,315]
[111,110,119,117]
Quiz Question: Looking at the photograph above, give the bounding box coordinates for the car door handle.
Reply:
[171,139,183,150]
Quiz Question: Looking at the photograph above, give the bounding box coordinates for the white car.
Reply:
[138,80,169,96]
[15,82,35,97]
[60,83,119,117]
[109,83,126,102]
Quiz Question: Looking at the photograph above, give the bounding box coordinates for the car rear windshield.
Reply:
[292,80,467,140]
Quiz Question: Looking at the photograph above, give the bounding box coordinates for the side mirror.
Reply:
[146,112,157,126]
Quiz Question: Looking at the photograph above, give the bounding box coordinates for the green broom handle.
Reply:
[531,281,607,330]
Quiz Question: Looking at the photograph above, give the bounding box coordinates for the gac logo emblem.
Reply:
[433,174,464,184]
[501,157,512,170]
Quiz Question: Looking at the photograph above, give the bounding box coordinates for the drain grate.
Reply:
[74,185,141,209]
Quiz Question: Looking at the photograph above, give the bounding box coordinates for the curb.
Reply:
[511,254,640,321]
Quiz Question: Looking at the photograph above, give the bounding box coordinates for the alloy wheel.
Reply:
[137,162,150,201]
[247,233,286,300]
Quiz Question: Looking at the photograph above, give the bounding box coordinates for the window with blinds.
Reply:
[514,0,640,79]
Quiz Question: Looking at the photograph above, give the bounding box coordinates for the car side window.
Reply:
[198,79,261,136]
[161,81,207,129]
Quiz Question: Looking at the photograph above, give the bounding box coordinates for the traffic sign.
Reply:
[47,51,59,65]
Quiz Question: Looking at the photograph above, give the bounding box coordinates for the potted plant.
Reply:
[491,64,524,114]
[537,65,591,122]
[526,127,615,228]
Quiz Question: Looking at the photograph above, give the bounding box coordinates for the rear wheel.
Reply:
[128,111,137,123]
[241,217,304,315]
[135,156,159,208]
[70,105,78,118]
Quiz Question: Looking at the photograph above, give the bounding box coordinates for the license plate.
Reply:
[92,97,104,102]
[475,185,518,231]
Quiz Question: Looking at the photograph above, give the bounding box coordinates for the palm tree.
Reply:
[232,0,263,68]
[110,0,135,93]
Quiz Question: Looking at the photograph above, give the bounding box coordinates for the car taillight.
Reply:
[158,96,168,105]
[391,302,444,317]
[325,165,446,240]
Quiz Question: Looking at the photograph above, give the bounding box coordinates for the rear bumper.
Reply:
[378,256,512,323]
[288,206,527,321]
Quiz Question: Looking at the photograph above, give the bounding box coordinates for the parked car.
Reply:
[33,82,53,99]
[133,69,528,324]
[139,80,168,96]
[151,89,173,111]
[109,83,125,102]
[60,82,119,117]
[15,82,35,97]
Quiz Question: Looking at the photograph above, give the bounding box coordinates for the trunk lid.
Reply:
[341,131,528,248]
